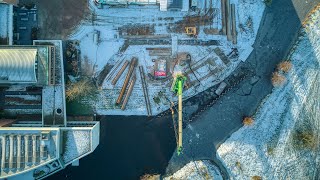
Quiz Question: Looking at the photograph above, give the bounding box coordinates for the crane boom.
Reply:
[172,74,186,155]
[178,79,183,155]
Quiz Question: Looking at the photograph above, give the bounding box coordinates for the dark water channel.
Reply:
[47,115,176,180]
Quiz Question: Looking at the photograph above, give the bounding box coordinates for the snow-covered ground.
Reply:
[62,130,91,163]
[69,0,265,115]
[164,160,223,180]
[217,7,320,180]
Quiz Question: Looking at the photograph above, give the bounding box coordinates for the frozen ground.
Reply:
[70,0,265,115]
[217,7,320,180]
[164,160,223,180]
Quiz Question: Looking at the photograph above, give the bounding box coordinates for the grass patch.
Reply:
[65,77,98,116]
[66,98,94,116]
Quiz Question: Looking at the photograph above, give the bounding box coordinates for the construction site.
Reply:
[67,0,263,116]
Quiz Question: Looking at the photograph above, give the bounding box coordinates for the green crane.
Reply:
[171,74,186,155]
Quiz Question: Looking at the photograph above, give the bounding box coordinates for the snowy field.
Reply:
[69,0,265,115]
[164,160,223,180]
[217,7,320,180]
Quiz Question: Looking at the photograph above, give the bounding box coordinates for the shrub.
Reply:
[271,72,286,87]
[277,61,292,73]
[264,0,272,6]
[235,161,243,172]
[252,176,262,180]
[153,96,161,104]
[267,146,274,155]
[140,174,160,180]
[199,166,211,180]
[243,117,254,125]
[292,130,316,150]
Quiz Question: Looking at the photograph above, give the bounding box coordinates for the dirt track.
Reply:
[19,0,89,39]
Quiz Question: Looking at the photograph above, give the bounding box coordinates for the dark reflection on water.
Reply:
[47,115,176,180]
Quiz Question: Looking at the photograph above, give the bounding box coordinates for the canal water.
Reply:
[47,115,176,180]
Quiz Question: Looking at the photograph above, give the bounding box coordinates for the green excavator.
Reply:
[171,74,186,155]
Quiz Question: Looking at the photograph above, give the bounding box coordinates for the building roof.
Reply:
[0,48,38,83]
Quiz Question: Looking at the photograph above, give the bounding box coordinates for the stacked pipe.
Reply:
[121,73,136,110]
[104,59,123,82]
[116,57,138,109]
[111,60,129,85]
[139,66,152,116]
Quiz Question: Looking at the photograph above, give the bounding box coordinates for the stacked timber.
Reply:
[221,0,237,44]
